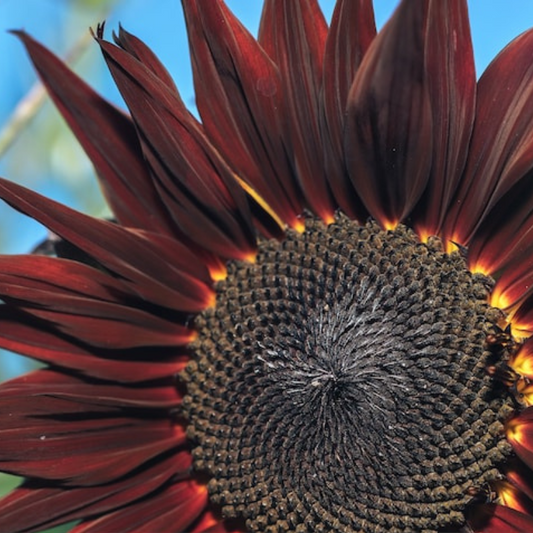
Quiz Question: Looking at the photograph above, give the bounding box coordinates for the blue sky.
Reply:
[2,1,533,107]
[0,0,533,377]
[2,0,533,164]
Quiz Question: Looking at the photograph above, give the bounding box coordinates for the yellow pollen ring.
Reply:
[502,304,533,340]
[293,217,306,234]
[195,480,209,494]
[494,481,523,512]
[322,211,336,226]
[195,511,218,530]
[469,261,492,276]
[506,418,525,446]
[242,250,258,264]
[187,330,199,343]
[515,379,533,406]
[511,350,533,378]
[232,174,286,232]
[383,219,399,231]
[208,263,227,282]
[489,289,512,311]
[445,235,464,254]
[446,242,457,254]
[508,321,533,341]
[417,228,431,244]
[206,291,217,309]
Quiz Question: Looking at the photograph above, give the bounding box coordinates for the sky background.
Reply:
[0,0,532,378]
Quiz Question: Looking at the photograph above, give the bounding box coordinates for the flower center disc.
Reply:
[182,216,514,533]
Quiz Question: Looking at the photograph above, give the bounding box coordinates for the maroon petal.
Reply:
[0,386,185,485]
[469,504,533,532]
[344,0,432,228]
[506,407,533,469]
[182,0,301,232]
[504,297,533,339]
[478,241,533,333]
[9,304,191,350]
[0,452,191,533]
[0,307,188,383]
[505,458,533,504]
[467,175,533,276]
[469,192,533,333]
[0,255,129,302]
[465,188,533,338]
[112,24,177,90]
[489,254,533,313]
[0,178,215,312]
[202,526,242,533]
[0,421,181,487]
[194,521,244,533]
[443,28,533,246]
[190,511,243,533]
[259,0,335,222]
[493,479,533,516]
[3,369,182,410]
[321,0,375,219]
[510,338,533,380]
[70,479,207,533]
[13,31,174,235]
[0,257,193,349]
[465,177,533,334]
[414,0,476,239]
[95,29,257,262]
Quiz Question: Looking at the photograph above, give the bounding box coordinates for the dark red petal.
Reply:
[469,503,533,532]
[467,175,533,277]
[505,458,533,504]
[465,181,533,337]
[0,257,193,349]
[259,0,335,222]
[13,30,174,235]
[191,514,244,533]
[0,178,215,312]
[493,479,533,516]
[197,524,244,533]
[70,479,207,533]
[0,307,188,383]
[483,244,533,321]
[0,452,191,533]
[321,0,375,219]
[112,25,177,90]
[344,0,432,228]
[182,0,302,232]
[0,255,128,301]
[3,369,182,410]
[510,339,533,379]
[96,31,257,261]
[414,0,476,239]
[0,389,185,485]
[12,305,191,349]
[443,28,533,246]
[506,407,533,469]
[505,296,533,338]
[465,186,533,325]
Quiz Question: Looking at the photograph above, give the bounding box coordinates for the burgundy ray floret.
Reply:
[1,1,533,532]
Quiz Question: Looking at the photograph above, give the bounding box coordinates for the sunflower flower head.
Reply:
[1,1,533,533]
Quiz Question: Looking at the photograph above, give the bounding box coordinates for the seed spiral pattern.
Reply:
[182,217,514,533]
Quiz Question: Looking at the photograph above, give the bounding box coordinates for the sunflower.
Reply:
[1,0,533,532]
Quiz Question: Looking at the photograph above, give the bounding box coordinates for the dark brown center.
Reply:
[182,216,514,533]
